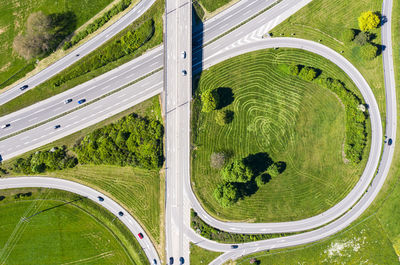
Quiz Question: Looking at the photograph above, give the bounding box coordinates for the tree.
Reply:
[267,163,280,178]
[210,152,226,169]
[215,109,234,125]
[255,174,267,187]
[214,182,240,207]
[221,159,253,183]
[201,89,219,112]
[299,66,317,81]
[288,64,300,76]
[26,11,52,34]
[353,31,368,46]
[342,28,356,42]
[358,11,380,31]
[360,43,378,60]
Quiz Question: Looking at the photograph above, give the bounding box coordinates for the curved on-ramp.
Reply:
[188,37,383,234]
[0,177,161,265]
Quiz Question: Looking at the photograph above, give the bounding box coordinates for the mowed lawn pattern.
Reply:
[0,190,139,265]
[192,49,369,222]
[48,165,161,244]
[0,0,114,86]
[271,0,385,120]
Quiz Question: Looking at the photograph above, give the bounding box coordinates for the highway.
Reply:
[164,0,192,263]
[0,0,281,141]
[0,0,396,264]
[0,177,161,265]
[0,0,157,106]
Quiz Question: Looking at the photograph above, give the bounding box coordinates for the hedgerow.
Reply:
[63,0,133,50]
[285,63,368,163]
[74,113,164,169]
[191,210,290,243]
[55,19,154,87]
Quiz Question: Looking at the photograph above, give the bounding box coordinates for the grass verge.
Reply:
[0,188,148,264]
[191,48,370,222]
[190,243,222,265]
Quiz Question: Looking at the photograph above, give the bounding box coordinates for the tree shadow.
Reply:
[376,43,386,56]
[49,11,77,50]
[235,180,259,198]
[0,195,5,201]
[216,87,234,109]
[275,161,287,174]
[243,152,273,176]
[375,11,386,27]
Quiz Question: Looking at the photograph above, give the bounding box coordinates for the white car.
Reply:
[1,124,10,129]
[64,98,72,104]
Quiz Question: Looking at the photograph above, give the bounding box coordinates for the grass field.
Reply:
[270,0,386,122]
[1,96,164,250]
[191,48,370,222]
[0,188,148,265]
[235,2,400,263]
[0,0,114,89]
[0,0,164,117]
[197,0,233,13]
[190,244,221,265]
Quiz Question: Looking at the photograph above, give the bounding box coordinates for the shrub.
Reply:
[215,109,234,125]
[342,28,357,42]
[210,152,226,169]
[299,66,317,81]
[214,182,240,207]
[354,31,369,46]
[74,113,164,169]
[361,43,378,60]
[267,163,280,177]
[288,64,300,76]
[358,11,380,31]
[255,174,267,187]
[201,88,220,112]
[13,146,77,174]
[221,159,253,183]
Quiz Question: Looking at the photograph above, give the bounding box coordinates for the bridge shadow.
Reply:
[192,4,204,97]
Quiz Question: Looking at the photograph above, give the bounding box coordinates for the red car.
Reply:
[138,233,144,239]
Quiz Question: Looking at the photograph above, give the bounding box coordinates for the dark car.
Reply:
[118,211,124,216]
[169,257,174,264]
[153,259,157,264]
[64,98,73,104]
[179,257,184,264]
[19,85,28,91]
[388,138,393,146]
[230,245,238,249]
[54,125,61,129]
[98,196,104,202]
[78,99,86,104]
[138,233,144,239]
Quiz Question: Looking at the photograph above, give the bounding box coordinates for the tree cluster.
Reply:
[288,64,318,81]
[13,146,78,174]
[201,88,220,112]
[214,154,284,207]
[13,11,76,60]
[215,109,234,126]
[200,86,235,126]
[74,114,164,169]
[53,19,154,88]
[63,0,133,50]
[14,192,32,199]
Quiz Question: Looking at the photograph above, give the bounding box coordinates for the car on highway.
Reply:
[1,124,10,129]
[169,257,174,264]
[64,98,73,104]
[98,196,104,202]
[179,257,184,264]
[388,138,393,145]
[54,125,61,129]
[118,211,124,216]
[138,233,144,239]
[230,245,238,249]
[181,51,186,59]
[181,70,187,76]
[153,259,157,264]
[77,99,86,104]
[19,85,28,91]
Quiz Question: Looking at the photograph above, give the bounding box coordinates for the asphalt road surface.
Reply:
[0,177,161,265]
[0,0,156,106]
[164,0,192,263]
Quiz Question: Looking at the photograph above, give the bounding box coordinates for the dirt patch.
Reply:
[0,62,11,73]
